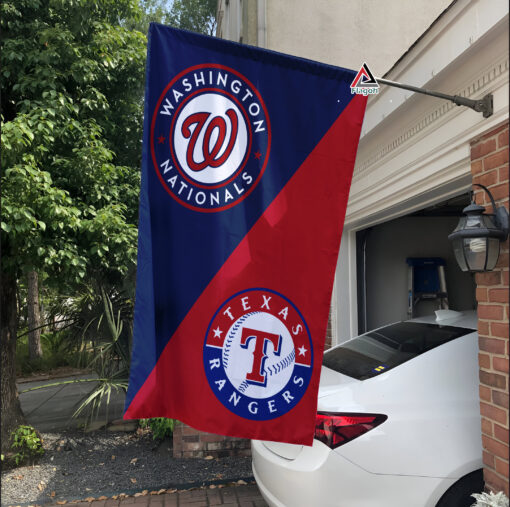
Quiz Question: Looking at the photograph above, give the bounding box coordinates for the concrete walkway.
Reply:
[18,373,125,431]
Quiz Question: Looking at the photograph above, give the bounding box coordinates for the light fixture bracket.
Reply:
[473,184,509,240]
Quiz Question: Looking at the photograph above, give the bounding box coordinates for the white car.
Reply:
[252,310,483,507]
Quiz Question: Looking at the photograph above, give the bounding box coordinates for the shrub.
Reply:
[471,491,510,507]
[140,418,175,440]
[10,425,44,466]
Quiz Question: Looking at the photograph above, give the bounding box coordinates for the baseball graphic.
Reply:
[173,92,249,185]
[204,288,313,421]
[222,311,296,399]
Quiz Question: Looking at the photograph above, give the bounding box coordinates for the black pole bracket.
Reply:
[376,77,494,118]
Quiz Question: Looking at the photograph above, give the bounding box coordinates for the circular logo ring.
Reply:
[203,288,313,421]
[169,88,253,189]
[150,64,271,213]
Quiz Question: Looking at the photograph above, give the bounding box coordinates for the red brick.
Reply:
[476,271,501,286]
[474,169,499,187]
[491,322,509,338]
[482,434,510,460]
[479,336,506,354]
[479,320,490,335]
[493,357,510,373]
[484,467,510,496]
[162,495,178,507]
[490,183,510,202]
[495,457,509,477]
[480,124,509,140]
[478,304,504,321]
[502,270,509,286]
[477,287,489,302]
[489,289,509,303]
[499,164,509,183]
[484,149,509,171]
[474,189,488,206]
[117,498,136,505]
[480,370,507,389]
[471,159,484,174]
[481,417,493,436]
[181,425,201,436]
[480,385,492,404]
[496,252,509,270]
[479,353,491,370]
[199,434,226,443]
[471,138,497,160]
[483,449,495,468]
[492,389,509,409]
[480,401,508,425]
[182,441,202,452]
[499,131,509,148]
[494,423,510,444]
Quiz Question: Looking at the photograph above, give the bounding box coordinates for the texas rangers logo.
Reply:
[204,289,313,420]
[151,64,271,212]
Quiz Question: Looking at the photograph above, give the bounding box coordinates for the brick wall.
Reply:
[471,123,509,496]
[172,422,251,458]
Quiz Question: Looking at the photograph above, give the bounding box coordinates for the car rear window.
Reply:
[323,322,473,380]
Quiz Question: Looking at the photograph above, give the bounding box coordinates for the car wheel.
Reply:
[436,469,484,507]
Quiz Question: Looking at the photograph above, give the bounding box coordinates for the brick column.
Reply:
[172,423,251,458]
[470,123,509,496]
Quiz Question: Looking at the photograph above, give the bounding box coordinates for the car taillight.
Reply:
[315,412,387,449]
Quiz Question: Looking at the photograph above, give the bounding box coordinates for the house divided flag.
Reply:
[124,23,367,446]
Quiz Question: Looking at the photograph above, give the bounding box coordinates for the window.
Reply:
[323,322,473,380]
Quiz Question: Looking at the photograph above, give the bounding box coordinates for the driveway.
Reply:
[18,373,125,431]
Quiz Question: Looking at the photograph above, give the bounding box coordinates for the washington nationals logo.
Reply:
[182,109,238,172]
[204,289,313,421]
[151,64,271,212]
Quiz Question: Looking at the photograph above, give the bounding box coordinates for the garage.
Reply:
[356,193,477,333]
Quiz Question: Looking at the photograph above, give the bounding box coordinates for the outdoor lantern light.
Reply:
[449,184,509,272]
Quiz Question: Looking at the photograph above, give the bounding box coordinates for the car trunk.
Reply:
[261,367,358,459]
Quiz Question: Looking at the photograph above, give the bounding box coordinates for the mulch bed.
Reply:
[1,429,253,506]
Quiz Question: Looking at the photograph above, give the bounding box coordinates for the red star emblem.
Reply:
[157,135,166,144]
[254,151,262,159]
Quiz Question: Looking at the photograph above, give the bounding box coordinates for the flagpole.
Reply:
[376,77,493,118]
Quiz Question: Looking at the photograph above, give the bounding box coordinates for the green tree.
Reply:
[0,0,146,450]
[167,0,217,35]
[133,0,217,35]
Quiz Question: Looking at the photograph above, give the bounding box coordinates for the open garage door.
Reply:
[356,193,477,333]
